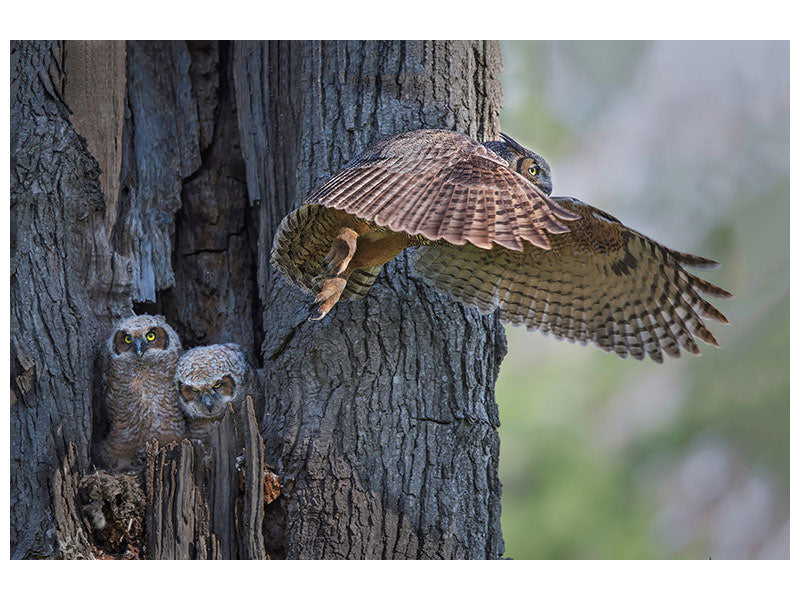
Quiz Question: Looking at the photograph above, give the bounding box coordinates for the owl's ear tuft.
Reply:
[498,132,529,156]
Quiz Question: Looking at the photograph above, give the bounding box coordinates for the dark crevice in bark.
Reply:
[265,318,306,362]
[157,41,260,359]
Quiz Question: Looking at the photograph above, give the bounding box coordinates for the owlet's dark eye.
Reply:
[145,331,156,342]
[123,334,132,345]
[528,165,538,177]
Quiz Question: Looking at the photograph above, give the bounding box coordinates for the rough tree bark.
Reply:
[234,40,507,559]
[10,40,507,560]
[11,40,122,559]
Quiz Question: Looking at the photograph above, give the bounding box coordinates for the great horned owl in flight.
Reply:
[174,344,260,443]
[271,129,732,362]
[99,314,185,470]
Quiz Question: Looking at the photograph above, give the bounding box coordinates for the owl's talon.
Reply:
[309,276,347,320]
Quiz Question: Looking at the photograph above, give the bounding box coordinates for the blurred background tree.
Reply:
[496,41,788,559]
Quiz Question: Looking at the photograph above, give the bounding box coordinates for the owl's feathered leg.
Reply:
[310,227,410,320]
[321,227,359,275]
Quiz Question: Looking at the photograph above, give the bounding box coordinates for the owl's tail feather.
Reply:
[271,204,384,302]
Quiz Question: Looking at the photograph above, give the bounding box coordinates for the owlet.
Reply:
[99,314,185,471]
[174,343,260,443]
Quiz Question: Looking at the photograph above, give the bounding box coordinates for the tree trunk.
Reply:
[11,40,121,559]
[144,397,271,559]
[10,40,507,560]
[234,40,507,559]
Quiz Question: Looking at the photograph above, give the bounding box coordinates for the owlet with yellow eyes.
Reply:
[99,314,186,471]
[174,344,259,443]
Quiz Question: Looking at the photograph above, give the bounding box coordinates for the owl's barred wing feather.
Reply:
[271,203,383,301]
[270,130,732,361]
[411,197,732,362]
[305,129,577,251]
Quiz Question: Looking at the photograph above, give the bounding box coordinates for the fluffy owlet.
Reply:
[99,314,185,471]
[174,344,259,442]
[271,129,732,362]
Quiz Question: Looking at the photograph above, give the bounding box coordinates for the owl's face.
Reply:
[177,374,236,419]
[109,315,179,365]
[493,133,553,195]
[174,344,248,421]
[512,154,552,196]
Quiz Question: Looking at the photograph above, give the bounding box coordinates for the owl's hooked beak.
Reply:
[201,393,215,410]
[134,338,145,357]
[537,178,553,196]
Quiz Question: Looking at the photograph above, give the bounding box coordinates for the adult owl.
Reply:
[271,129,732,363]
[99,314,185,471]
[174,343,260,443]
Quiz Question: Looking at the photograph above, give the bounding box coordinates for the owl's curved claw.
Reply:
[309,276,347,321]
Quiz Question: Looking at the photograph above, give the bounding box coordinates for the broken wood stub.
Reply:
[143,397,279,559]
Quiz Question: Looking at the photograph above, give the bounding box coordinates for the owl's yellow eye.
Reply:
[145,331,156,342]
[212,381,222,390]
[528,165,538,177]
[123,334,132,345]
[191,388,200,394]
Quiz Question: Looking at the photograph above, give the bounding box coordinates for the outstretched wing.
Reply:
[270,204,383,301]
[305,129,577,251]
[411,196,732,362]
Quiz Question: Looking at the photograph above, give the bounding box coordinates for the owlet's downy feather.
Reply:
[271,129,732,362]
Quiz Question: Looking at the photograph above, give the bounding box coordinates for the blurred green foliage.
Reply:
[496,41,788,559]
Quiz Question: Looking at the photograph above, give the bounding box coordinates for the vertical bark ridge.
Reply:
[234,40,507,559]
[144,399,270,559]
[11,40,117,558]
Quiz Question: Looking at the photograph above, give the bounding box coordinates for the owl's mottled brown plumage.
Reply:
[271,129,732,362]
[99,314,185,471]
[413,198,731,362]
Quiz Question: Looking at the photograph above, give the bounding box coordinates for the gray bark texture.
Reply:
[11,40,119,559]
[10,39,507,560]
[234,40,507,559]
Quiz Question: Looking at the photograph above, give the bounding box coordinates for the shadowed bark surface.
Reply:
[10,40,507,560]
[11,40,119,559]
